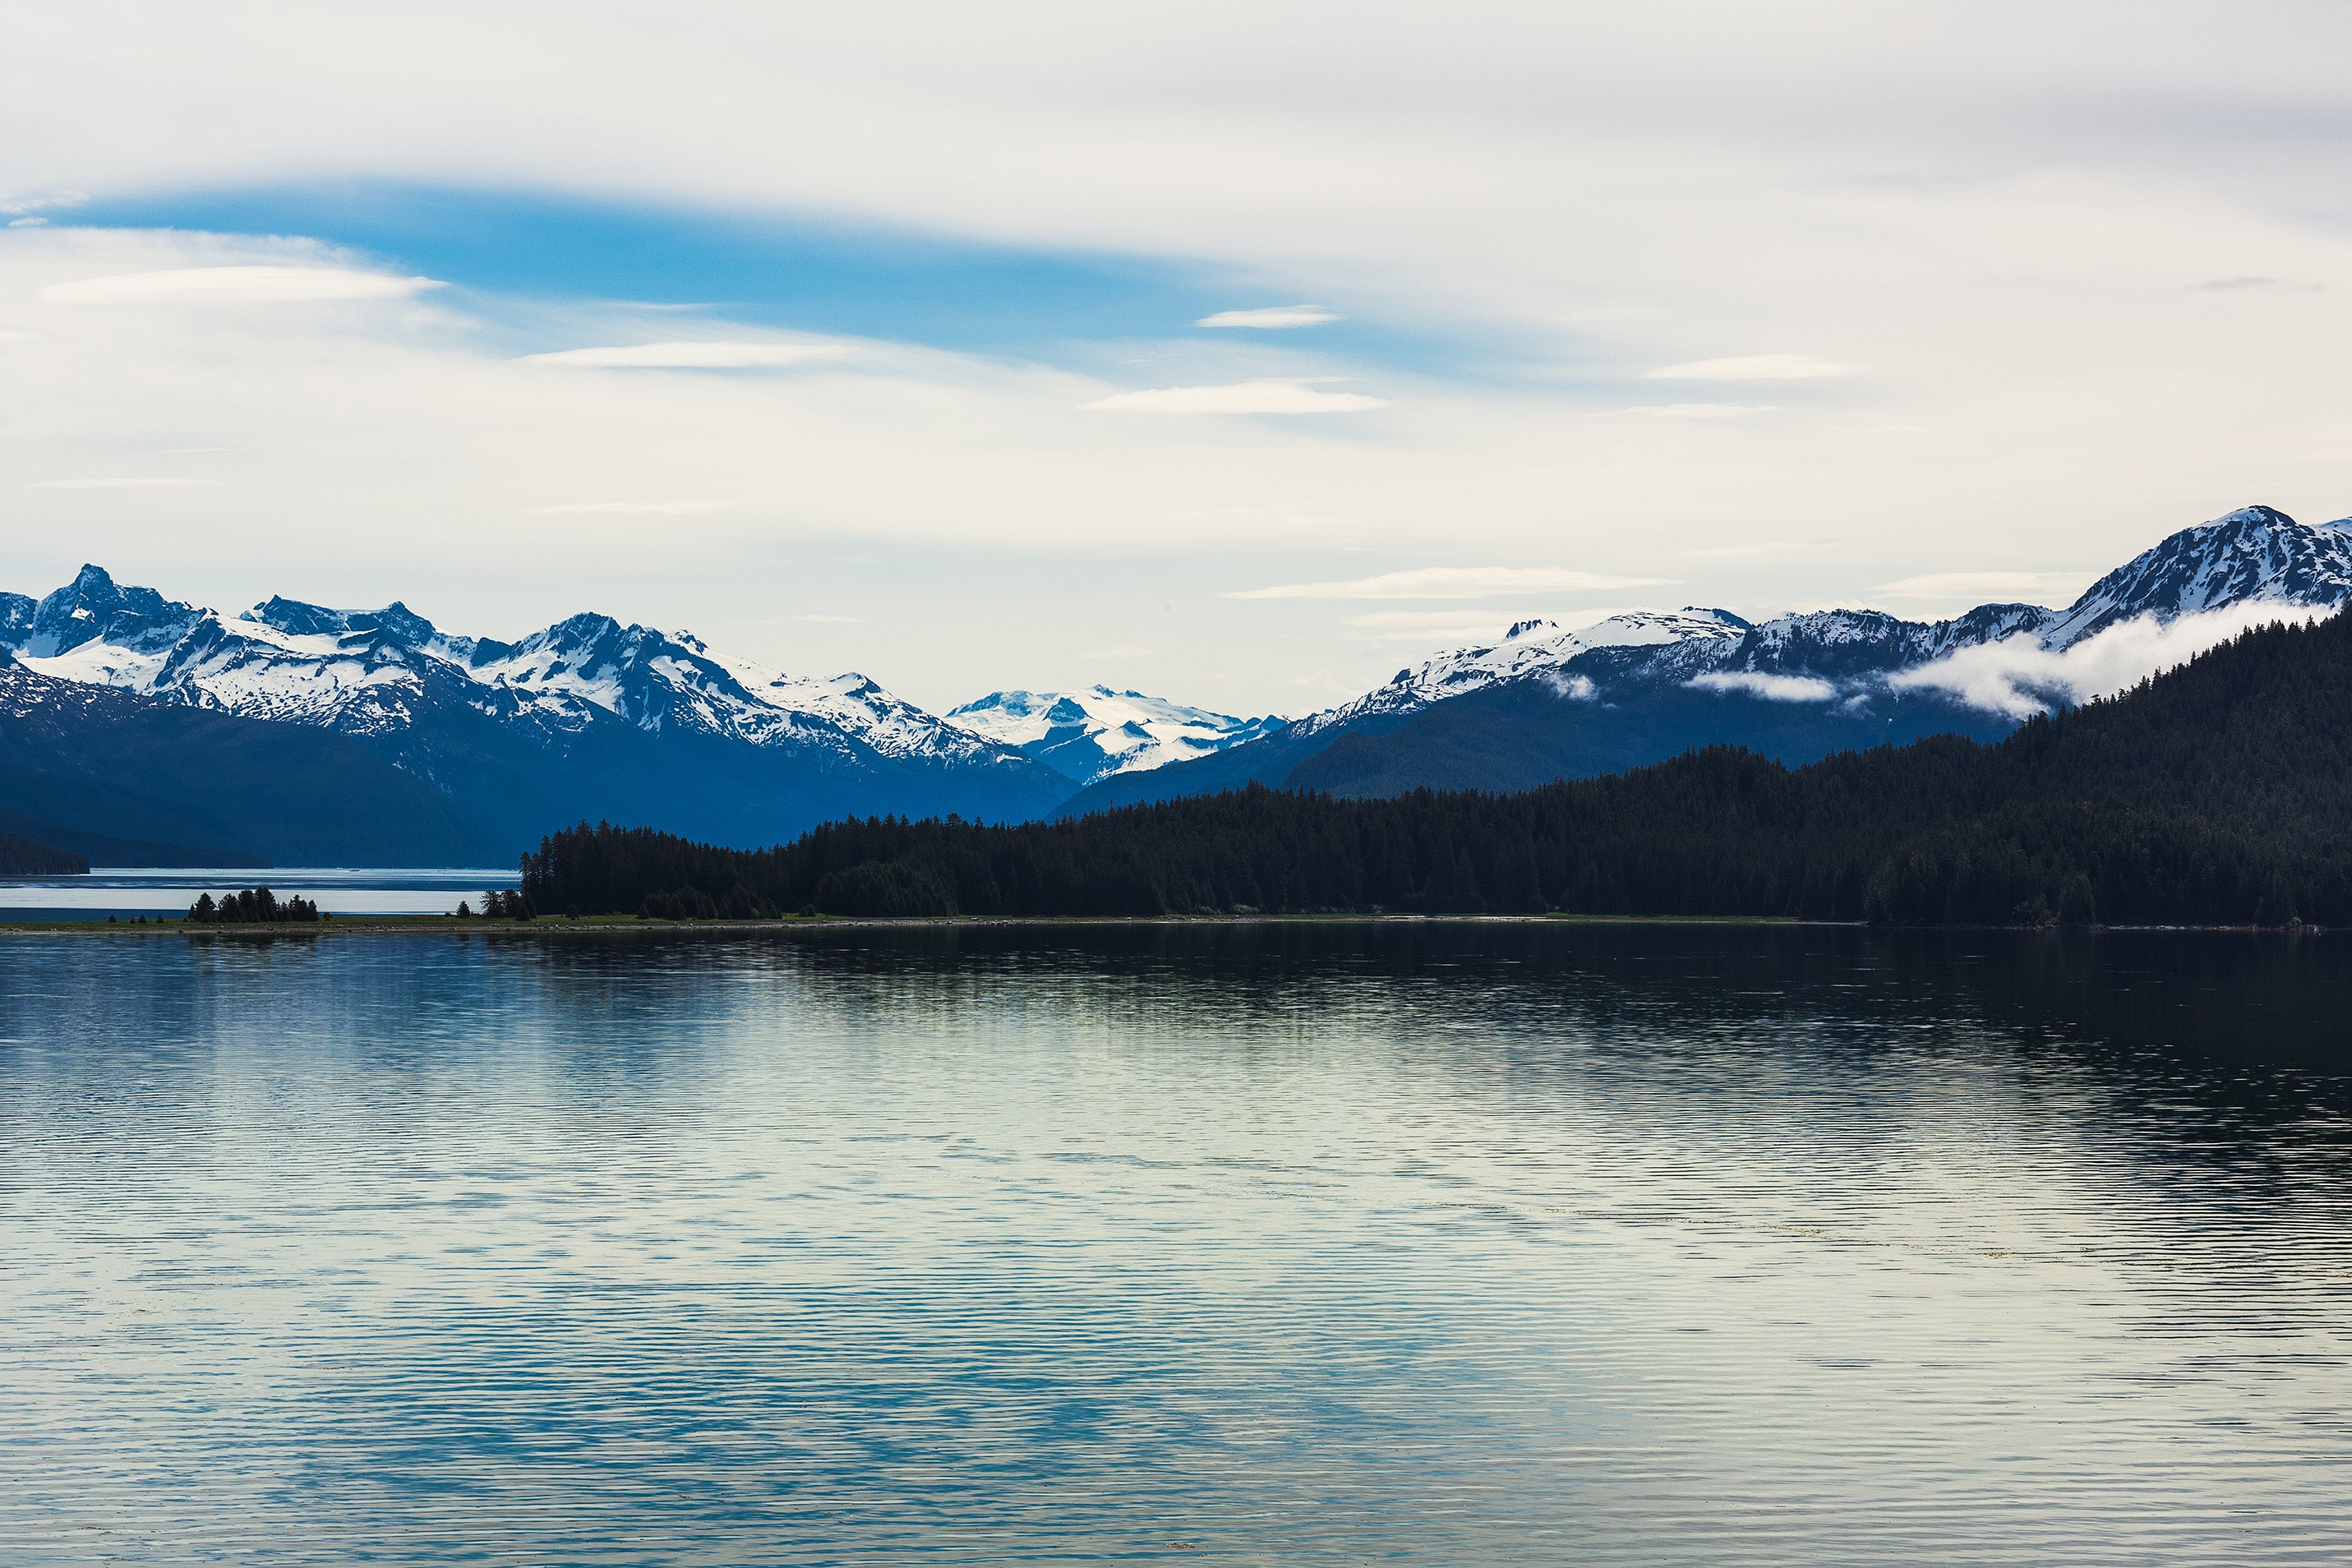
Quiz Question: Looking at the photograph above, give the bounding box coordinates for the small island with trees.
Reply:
[187,888,324,924]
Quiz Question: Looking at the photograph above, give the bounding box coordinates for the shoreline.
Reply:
[0,912,2330,937]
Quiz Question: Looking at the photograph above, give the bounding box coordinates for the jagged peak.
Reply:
[248,596,348,637]
[2207,503,2297,529]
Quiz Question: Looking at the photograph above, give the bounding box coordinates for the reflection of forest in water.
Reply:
[5,923,2347,1565]
[763,919,2350,1056]
[740,920,2352,1168]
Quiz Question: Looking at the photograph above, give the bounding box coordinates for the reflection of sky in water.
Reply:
[2,928,2349,1564]
[0,866,517,918]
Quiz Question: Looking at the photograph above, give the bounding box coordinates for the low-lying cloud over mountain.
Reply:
[3,505,2346,859]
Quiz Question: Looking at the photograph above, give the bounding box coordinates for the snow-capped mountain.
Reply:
[1294,609,1753,738]
[948,686,1284,786]
[11,503,2352,852]
[0,654,495,866]
[1058,503,2352,812]
[1302,505,2352,720]
[8,568,1020,767]
[0,567,1073,854]
[2039,504,2352,648]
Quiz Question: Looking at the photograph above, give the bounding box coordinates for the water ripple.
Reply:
[1,925,2347,1563]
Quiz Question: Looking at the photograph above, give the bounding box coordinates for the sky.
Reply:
[5,1,2352,716]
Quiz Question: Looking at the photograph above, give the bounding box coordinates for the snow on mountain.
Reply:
[1262,504,2352,736]
[1708,602,2059,684]
[0,568,1022,770]
[949,685,1284,786]
[2039,505,2352,648]
[1713,505,2352,712]
[1294,609,1753,737]
[10,501,2350,833]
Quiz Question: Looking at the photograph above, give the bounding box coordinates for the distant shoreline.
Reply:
[0,914,2331,937]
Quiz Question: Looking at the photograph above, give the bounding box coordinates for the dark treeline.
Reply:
[188,887,322,924]
[474,888,539,920]
[0,832,89,876]
[520,611,2352,927]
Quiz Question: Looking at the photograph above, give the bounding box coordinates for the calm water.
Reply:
[0,867,517,921]
[2,924,2348,1565]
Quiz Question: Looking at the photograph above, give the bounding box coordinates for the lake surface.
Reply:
[0,867,519,921]
[2,923,2347,1565]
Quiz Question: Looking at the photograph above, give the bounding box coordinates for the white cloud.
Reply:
[796,614,865,624]
[1645,354,1861,380]
[27,476,222,488]
[1603,403,1778,419]
[1871,570,2089,602]
[0,191,85,218]
[37,266,435,303]
[1889,604,2329,719]
[520,341,850,369]
[1195,306,1339,329]
[1229,566,1669,600]
[2186,275,2322,293]
[1084,643,1155,657]
[1544,672,1598,701]
[1689,671,1838,703]
[1086,379,1390,413]
[533,500,731,514]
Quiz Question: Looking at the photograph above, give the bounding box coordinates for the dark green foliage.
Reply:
[481,889,537,920]
[0,832,89,875]
[520,615,2352,927]
[187,887,321,924]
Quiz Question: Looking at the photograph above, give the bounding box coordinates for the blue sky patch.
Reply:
[71,181,1482,376]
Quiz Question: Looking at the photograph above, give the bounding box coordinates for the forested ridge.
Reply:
[520,612,2352,926]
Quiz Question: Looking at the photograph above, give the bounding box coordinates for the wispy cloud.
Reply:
[796,613,864,624]
[1195,306,1339,329]
[2185,275,2322,293]
[38,266,436,303]
[1891,605,2328,719]
[533,500,731,514]
[1086,378,1390,413]
[0,190,85,219]
[1872,570,2088,601]
[1603,403,1778,419]
[1229,565,1669,601]
[27,476,222,488]
[1689,671,1837,703]
[521,341,849,369]
[1644,353,1861,380]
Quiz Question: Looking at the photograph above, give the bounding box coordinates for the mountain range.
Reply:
[3,504,2346,863]
[1055,504,2352,810]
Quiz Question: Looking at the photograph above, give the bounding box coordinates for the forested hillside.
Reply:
[0,662,496,866]
[522,611,2352,926]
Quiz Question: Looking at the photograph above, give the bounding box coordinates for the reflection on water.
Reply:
[1,924,2347,1565]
